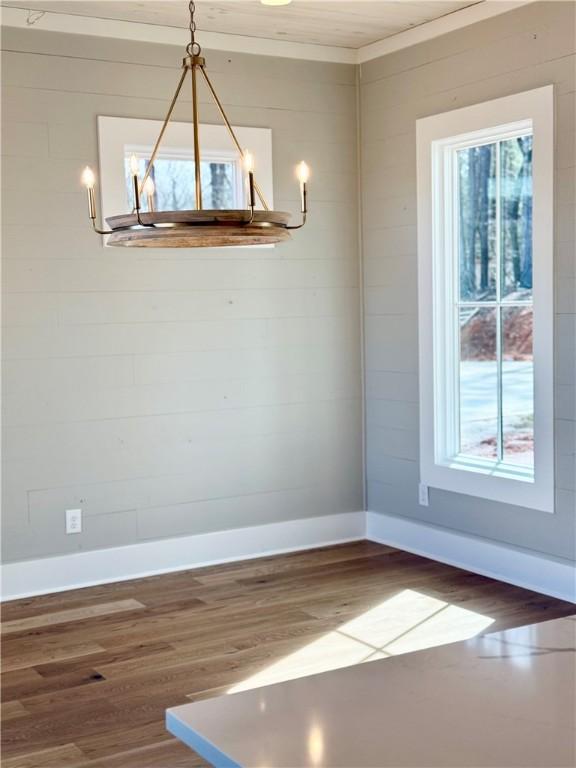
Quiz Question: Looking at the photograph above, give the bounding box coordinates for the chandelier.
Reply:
[80,1,309,248]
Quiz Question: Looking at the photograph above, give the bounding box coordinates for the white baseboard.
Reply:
[366,511,576,604]
[3,510,573,603]
[0,511,365,601]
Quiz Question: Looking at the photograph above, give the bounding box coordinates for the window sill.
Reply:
[442,455,534,484]
[421,455,553,514]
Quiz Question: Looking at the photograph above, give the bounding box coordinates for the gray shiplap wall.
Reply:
[361,1,575,561]
[3,1,574,569]
[1,28,362,562]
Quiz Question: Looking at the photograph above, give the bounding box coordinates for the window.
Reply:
[457,135,534,467]
[97,116,273,242]
[124,151,242,212]
[417,87,554,512]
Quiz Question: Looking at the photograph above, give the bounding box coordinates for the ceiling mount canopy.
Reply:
[81,0,309,248]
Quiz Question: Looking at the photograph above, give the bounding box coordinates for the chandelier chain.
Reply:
[186,0,201,56]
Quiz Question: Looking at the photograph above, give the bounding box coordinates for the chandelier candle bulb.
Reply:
[143,177,155,212]
[129,154,140,176]
[81,166,97,219]
[81,166,95,189]
[297,161,310,214]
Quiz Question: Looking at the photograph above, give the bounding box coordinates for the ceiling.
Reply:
[1,1,484,49]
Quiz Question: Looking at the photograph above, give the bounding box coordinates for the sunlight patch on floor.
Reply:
[228,589,494,693]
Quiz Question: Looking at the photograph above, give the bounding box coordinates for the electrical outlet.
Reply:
[418,483,429,507]
[66,508,82,534]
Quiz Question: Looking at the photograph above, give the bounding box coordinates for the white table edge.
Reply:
[166,709,242,768]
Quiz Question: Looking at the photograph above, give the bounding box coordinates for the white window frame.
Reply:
[416,86,554,513]
[97,116,273,247]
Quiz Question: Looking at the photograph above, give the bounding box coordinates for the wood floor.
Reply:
[2,541,574,767]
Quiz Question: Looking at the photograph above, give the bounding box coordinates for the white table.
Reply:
[166,616,576,767]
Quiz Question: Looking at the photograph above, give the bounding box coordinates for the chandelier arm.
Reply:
[91,219,155,235]
[136,209,154,228]
[191,62,203,210]
[199,65,270,211]
[138,66,189,196]
[285,213,307,230]
[91,220,115,235]
[92,222,154,235]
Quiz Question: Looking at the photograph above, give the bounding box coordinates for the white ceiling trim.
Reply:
[0,6,357,63]
[357,0,534,63]
[1,2,535,65]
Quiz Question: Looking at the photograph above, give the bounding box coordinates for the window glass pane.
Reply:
[125,155,238,212]
[203,161,237,209]
[500,136,533,301]
[457,143,497,302]
[502,307,534,467]
[459,307,498,459]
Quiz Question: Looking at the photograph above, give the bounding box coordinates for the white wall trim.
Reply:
[0,6,356,64]
[0,511,365,601]
[2,510,574,602]
[357,1,535,63]
[366,511,576,604]
[416,86,555,513]
[1,2,536,65]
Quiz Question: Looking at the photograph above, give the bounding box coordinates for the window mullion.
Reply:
[495,141,504,463]
[453,147,460,461]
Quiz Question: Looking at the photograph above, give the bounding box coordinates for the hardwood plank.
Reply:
[74,719,174,761]
[2,694,189,758]
[1,700,29,722]
[20,632,335,716]
[1,543,573,767]
[1,642,106,673]
[2,600,146,636]
[1,667,43,701]
[87,606,313,651]
[1,669,104,702]
[193,540,389,586]
[0,598,207,652]
[33,641,173,679]
[95,615,339,681]
[74,738,207,767]
[2,743,86,768]
[0,574,203,623]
